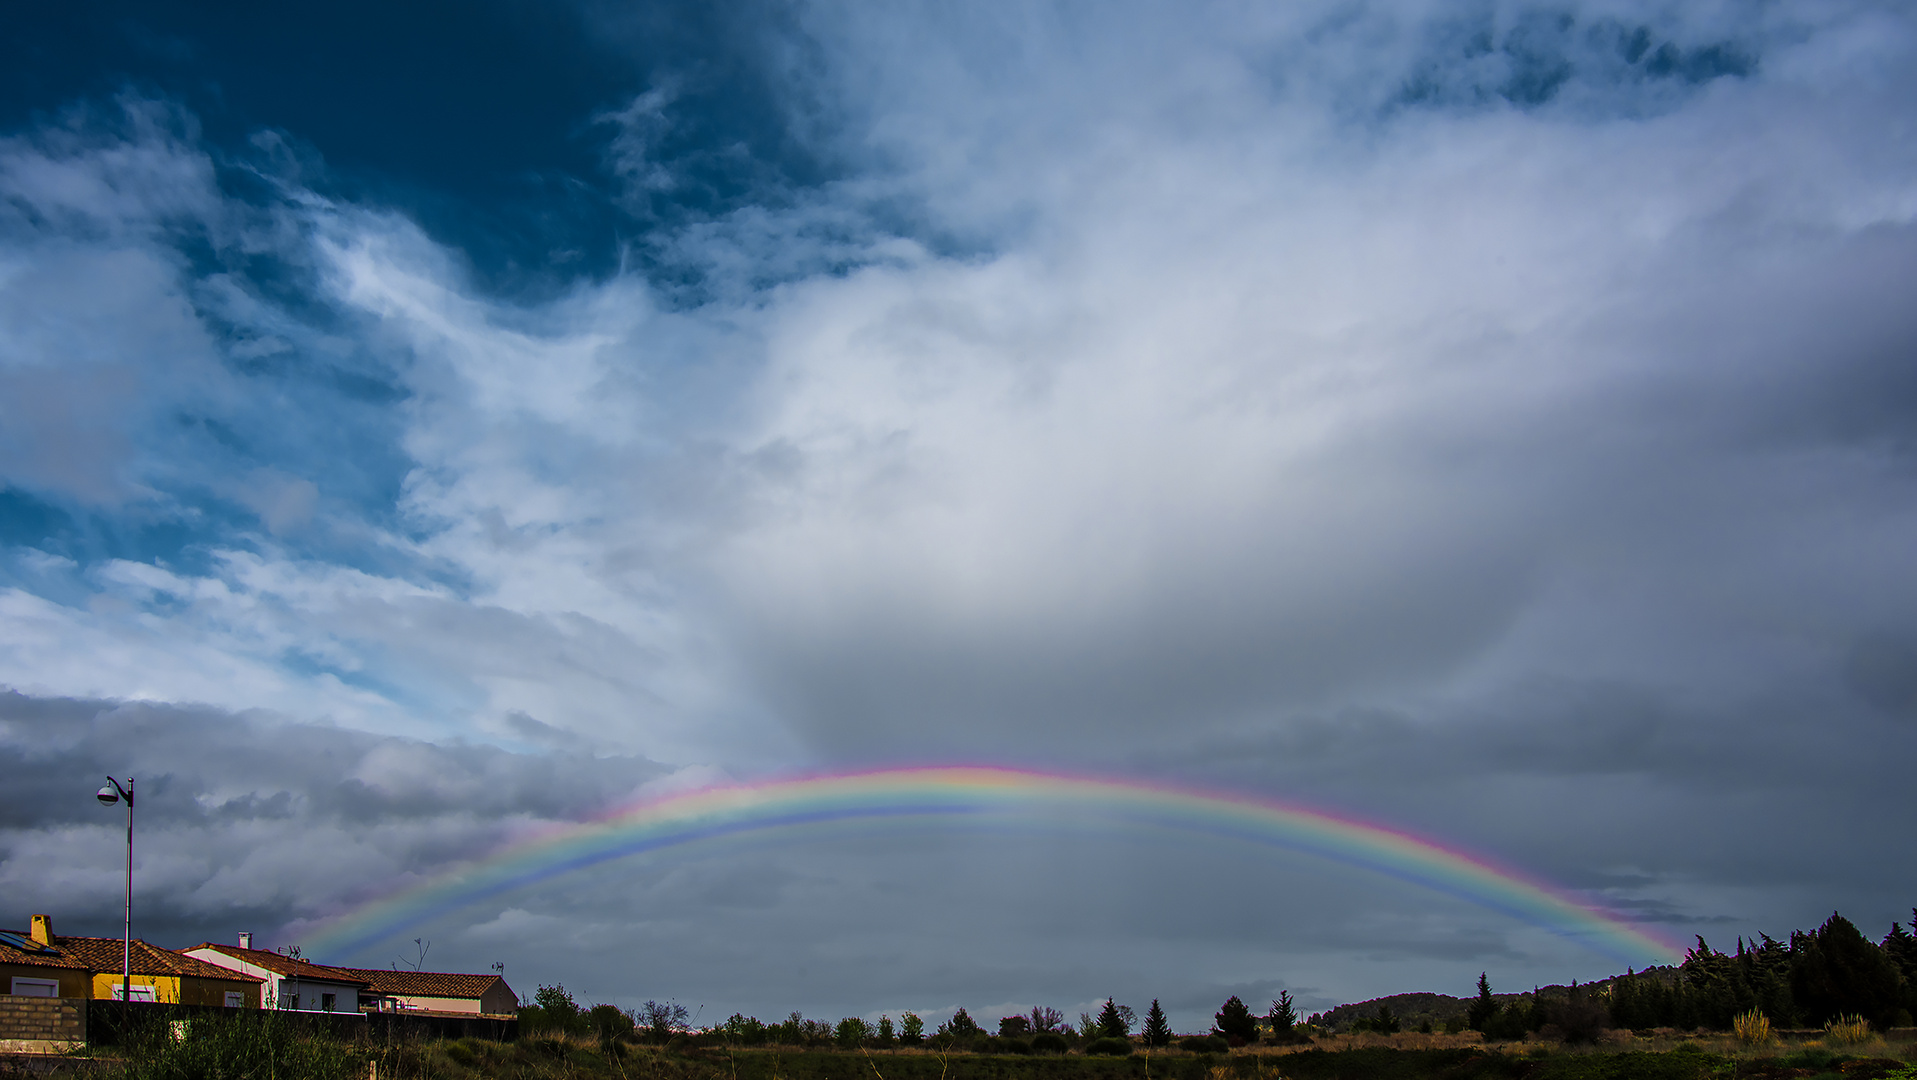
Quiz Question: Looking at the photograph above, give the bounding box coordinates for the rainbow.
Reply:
[307,766,1679,965]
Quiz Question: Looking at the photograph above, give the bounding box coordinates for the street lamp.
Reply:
[95,777,134,1012]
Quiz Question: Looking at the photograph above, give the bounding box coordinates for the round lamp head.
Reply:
[96,786,119,806]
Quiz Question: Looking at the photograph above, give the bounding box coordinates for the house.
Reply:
[332,967,518,1016]
[0,917,92,999]
[6,916,262,1006]
[183,940,366,1014]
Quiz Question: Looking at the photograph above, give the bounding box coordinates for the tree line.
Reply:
[518,906,1917,1048]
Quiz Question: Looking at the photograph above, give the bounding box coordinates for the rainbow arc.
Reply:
[307,767,1678,965]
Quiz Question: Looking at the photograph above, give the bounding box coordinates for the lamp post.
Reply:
[95,777,134,1014]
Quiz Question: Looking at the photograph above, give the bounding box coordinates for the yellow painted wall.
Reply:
[90,973,179,1002]
[85,974,258,1007]
[1,964,90,999]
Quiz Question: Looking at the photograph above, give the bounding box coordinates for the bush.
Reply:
[994,1037,1034,1054]
[1085,1036,1134,1056]
[1181,1035,1228,1054]
[1032,1032,1070,1054]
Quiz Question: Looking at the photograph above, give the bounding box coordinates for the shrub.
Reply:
[1032,1032,1070,1054]
[590,1002,635,1045]
[1180,1035,1228,1054]
[1085,1036,1134,1056]
[639,1000,691,1043]
[1732,1009,1774,1046]
[996,1038,1034,1055]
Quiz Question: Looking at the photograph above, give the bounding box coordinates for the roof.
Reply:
[185,944,368,986]
[52,937,263,982]
[0,930,91,973]
[333,968,505,1000]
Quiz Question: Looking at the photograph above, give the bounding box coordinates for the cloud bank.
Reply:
[1,0,1914,1029]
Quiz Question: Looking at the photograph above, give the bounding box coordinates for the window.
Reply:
[224,991,245,1008]
[286,994,300,1011]
[110,984,157,1002]
[321,993,336,1012]
[10,978,58,997]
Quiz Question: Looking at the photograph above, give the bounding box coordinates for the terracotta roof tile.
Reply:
[186,944,367,985]
[50,936,262,982]
[0,930,92,973]
[335,968,503,1000]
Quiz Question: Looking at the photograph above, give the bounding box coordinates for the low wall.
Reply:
[0,993,85,1051]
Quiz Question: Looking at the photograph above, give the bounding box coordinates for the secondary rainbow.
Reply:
[307,766,1679,965]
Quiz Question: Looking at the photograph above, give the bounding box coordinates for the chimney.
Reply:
[238,932,253,949]
[29,915,51,946]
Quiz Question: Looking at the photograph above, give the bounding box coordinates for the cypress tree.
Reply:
[1142,1000,1172,1047]
[1467,973,1499,1031]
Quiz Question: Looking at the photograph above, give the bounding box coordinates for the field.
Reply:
[9,1019,1916,1080]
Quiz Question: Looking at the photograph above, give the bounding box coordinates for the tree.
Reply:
[1790,913,1906,1027]
[1371,1005,1401,1035]
[1883,916,1917,985]
[1213,995,1258,1043]
[1028,1006,1064,1033]
[877,1016,896,1045]
[944,1007,981,1038]
[1142,1000,1172,1047]
[836,1017,873,1048]
[639,1000,690,1042]
[525,984,584,1033]
[1078,1012,1101,1038]
[1467,974,1499,1032]
[998,1014,1031,1038]
[1098,998,1130,1038]
[900,1012,924,1045]
[1267,992,1298,1037]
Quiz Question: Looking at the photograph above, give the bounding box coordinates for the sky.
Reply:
[1,0,1915,1034]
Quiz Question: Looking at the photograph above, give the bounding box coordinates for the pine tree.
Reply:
[1267,991,1297,1037]
[1097,998,1129,1038]
[1467,973,1499,1031]
[1213,995,1258,1042]
[900,1012,924,1044]
[1142,1000,1172,1047]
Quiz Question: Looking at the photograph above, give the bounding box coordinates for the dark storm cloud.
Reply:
[0,689,669,947]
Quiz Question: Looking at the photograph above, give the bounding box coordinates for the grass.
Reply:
[21,1015,1912,1080]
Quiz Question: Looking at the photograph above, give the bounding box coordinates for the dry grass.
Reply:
[1825,1016,1873,1046]
[1733,1010,1774,1046]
